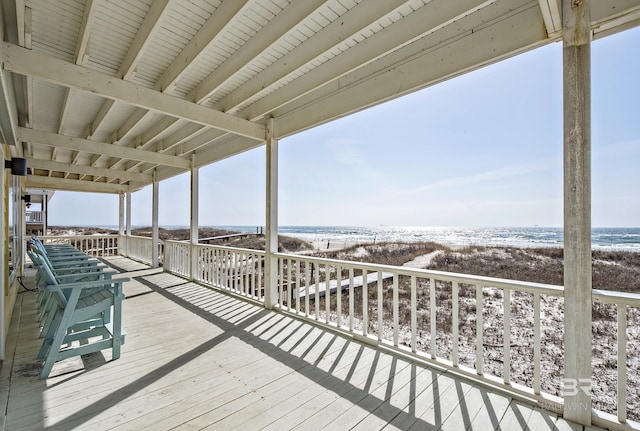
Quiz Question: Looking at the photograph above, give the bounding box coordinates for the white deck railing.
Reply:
[26,210,44,223]
[163,240,191,278]
[591,289,640,426]
[272,253,565,405]
[159,242,640,430]
[164,240,266,301]
[271,253,640,430]
[39,234,119,257]
[119,234,159,266]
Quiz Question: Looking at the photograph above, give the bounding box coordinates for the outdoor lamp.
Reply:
[4,157,27,176]
[22,195,31,208]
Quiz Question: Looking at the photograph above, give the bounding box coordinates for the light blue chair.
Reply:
[27,246,127,379]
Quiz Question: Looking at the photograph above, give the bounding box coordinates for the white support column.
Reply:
[264,119,278,309]
[562,0,592,425]
[20,180,26,274]
[190,157,199,281]
[42,192,48,234]
[125,191,132,257]
[117,192,124,257]
[152,171,159,268]
[0,152,5,361]
[126,191,132,235]
[118,192,125,235]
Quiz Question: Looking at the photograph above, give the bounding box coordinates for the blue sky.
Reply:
[49,27,640,228]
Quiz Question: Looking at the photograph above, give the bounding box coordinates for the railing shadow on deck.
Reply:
[51,266,528,430]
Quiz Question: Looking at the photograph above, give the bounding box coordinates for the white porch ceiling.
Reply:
[1,0,639,193]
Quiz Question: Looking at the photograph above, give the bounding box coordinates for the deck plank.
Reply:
[2,258,594,431]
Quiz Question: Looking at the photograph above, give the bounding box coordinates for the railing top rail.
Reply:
[592,288,640,306]
[125,234,160,241]
[40,234,118,240]
[164,239,191,245]
[273,251,565,297]
[187,241,266,256]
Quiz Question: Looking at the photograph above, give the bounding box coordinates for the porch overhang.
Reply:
[0,0,636,193]
[1,1,640,428]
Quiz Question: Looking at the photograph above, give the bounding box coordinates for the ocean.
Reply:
[210,225,640,251]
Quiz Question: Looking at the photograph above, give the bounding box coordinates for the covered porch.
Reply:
[2,256,594,430]
[2,0,640,429]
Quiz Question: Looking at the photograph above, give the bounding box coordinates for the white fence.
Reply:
[143,241,640,429]
[119,234,158,266]
[40,234,119,257]
[164,240,265,300]
[269,253,640,430]
[26,210,44,223]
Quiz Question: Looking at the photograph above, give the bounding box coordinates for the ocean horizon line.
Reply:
[48,225,640,251]
[50,224,640,230]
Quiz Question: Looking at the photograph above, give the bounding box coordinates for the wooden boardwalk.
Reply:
[299,272,394,298]
[1,257,599,430]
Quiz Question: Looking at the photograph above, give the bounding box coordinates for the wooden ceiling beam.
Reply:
[18,127,191,169]
[26,175,129,193]
[2,42,265,141]
[27,157,153,183]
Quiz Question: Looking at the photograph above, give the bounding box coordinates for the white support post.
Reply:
[126,191,132,235]
[0,152,5,361]
[42,191,48,234]
[118,192,125,236]
[562,0,592,425]
[125,191,132,256]
[190,157,199,281]
[118,192,124,256]
[152,171,159,268]
[264,119,278,309]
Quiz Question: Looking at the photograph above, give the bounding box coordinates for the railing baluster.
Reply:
[337,266,342,327]
[618,304,627,423]
[430,278,436,359]
[279,258,284,307]
[325,264,331,324]
[211,248,215,284]
[200,247,204,283]
[504,288,511,384]
[534,293,541,394]
[213,249,218,286]
[314,263,319,320]
[287,257,292,309]
[251,253,256,298]
[217,248,222,287]
[234,250,238,291]
[393,274,399,347]
[258,254,263,301]
[304,261,310,317]
[476,285,483,375]
[411,275,417,353]
[294,260,299,312]
[377,272,383,342]
[362,270,368,337]
[349,267,355,331]
[228,249,232,289]
[452,281,459,367]
[239,252,244,293]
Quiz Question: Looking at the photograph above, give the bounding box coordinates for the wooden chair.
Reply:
[27,244,110,321]
[27,248,128,379]
[28,248,116,336]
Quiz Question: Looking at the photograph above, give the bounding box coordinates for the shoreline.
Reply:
[44,225,640,252]
[45,225,640,253]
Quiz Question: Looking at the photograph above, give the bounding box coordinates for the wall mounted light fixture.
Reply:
[4,157,27,176]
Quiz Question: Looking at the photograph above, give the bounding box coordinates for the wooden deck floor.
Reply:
[1,257,602,430]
